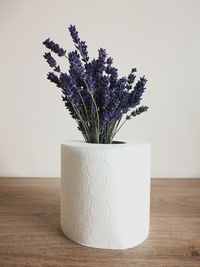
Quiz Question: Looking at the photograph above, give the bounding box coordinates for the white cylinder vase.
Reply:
[60,140,151,250]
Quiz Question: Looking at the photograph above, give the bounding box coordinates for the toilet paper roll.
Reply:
[61,140,151,249]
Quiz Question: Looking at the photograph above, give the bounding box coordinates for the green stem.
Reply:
[74,118,88,142]
[105,120,116,143]
[78,92,90,127]
[71,102,91,142]
[84,81,100,143]
[111,117,128,140]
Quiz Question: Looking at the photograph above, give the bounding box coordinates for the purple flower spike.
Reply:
[69,25,89,62]
[126,106,148,120]
[43,52,56,68]
[69,25,80,44]
[47,72,60,87]
[43,38,66,56]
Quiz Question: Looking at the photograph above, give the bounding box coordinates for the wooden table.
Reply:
[0,178,199,267]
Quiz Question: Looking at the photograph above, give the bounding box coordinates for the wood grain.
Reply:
[0,178,200,267]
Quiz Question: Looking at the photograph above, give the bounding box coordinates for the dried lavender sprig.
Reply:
[126,106,149,120]
[43,38,66,56]
[110,106,148,141]
[68,25,89,62]
[47,72,60,87]
[43,52,57,67]
[127,68,137,90]
[54,65,61,72]
[43,50,63,73]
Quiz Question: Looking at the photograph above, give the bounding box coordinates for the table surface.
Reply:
[0,178,200,267]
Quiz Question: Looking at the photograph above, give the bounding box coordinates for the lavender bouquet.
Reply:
[43,25,148,144]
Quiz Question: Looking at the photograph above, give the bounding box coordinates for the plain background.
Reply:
[0,0,199,178]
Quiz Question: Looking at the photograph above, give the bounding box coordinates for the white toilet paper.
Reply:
[61,140,151,249]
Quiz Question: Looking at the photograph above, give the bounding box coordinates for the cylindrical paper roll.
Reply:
[61,140,151,249]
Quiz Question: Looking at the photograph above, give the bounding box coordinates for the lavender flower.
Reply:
[43,52,57,68]
[69,25,89,62]
[68,50,85,81]
[43,25,149,143]
[107,57,113,66]
[127,68,137,90]
[126,106,148,120]
[47,72,60,87]
[128,68,137,84]
[68,25,79,43]
[43,38,66,56]
[54,65,61,72]
[128,76,147,108]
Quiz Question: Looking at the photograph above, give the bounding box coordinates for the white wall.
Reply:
[0,0,200,178]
